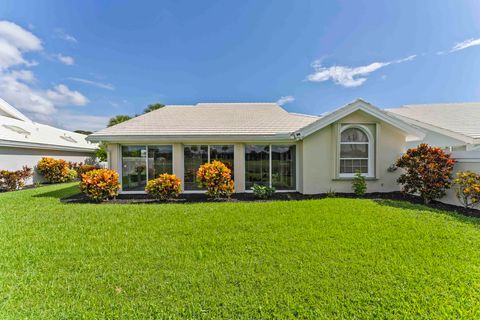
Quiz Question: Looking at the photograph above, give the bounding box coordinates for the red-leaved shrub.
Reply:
[396,144,455,204]
[0,166,32,191]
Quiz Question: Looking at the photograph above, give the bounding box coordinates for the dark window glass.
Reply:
[210,145,234,178]
[184,145,208,190]
[340,144,368,158]
[148,145,173,180]
[122,146,147,191]
[341,128,368,142]
[245,145,269,189]
[340,127,370,175]
[271,145,296,190]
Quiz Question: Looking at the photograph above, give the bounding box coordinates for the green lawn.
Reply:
[1,184,480,319]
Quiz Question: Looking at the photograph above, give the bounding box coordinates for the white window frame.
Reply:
[245,144,297,191]
[120,144,174,194]
[339,125,374,178]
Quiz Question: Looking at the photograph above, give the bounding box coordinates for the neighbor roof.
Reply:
[88,103,320,142]
[0,99,97,152]
[387,102,480,144]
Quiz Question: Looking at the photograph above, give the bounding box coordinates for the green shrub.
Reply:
[37,157,70,183]
[251,184,276,199]
[352,170,367,196]
[453,171,480,209]
[80,169,120,202]
[145,173,181,201]
[196,160,234,199]
[0,166,32,191]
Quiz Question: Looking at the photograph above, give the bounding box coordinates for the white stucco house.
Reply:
[87,99,426,195]
[0,98,98,184]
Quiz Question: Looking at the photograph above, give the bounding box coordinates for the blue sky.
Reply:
[1,0,480,131]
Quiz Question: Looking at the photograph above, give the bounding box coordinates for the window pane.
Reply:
[122,146,147,191]
[340,144,368,158]
[340,159,368,174]
[245,145,269,189]
[148,145,173,180]
[341,128,368,142]
[184,145,208,190]
[210,145,234,178]
[271,145,296,190]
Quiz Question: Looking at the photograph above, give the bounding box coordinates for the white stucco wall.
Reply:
[406,128,467,150]
[0,146,95,184]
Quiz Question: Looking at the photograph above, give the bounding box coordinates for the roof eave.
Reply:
[0,139,97,152]
[295,99,426,141]
[87,133,295,143]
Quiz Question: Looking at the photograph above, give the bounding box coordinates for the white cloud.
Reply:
[47,112,109,131]
[68,77,115,90]
[46,84,89,106]
[56,53,74,65]
[276,95,295,106]
[306,55,416,87]
[0,21,89,120]
[451,38,480,52]
[0,21,42,51]
[55,29,77,43]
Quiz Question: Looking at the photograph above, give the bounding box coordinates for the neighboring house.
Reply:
[0,98,97,184]
[388,102,480,205]
[87,99,425,194]
[387,102,480,151]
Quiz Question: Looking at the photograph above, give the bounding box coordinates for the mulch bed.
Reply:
[62,191,480,218]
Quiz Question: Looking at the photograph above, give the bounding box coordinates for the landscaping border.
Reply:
[62,191,480,218]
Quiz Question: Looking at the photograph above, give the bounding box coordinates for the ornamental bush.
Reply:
[197,160,234,199]
[80,169,120,202]
[352,170,367,196]
[453,171,480,209]
[78,164,99,175]
[145,173,181,201]
[396,144,455,204]
[0,166,33,191]
[37,157,70,183]
[251,184,276,199]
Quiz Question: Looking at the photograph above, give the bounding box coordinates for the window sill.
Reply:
[332,177,378,181]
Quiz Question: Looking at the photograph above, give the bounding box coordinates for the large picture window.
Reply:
[184,145,234,190]
[245,144,296,190]
[339,126,372,177]
[122,145,172,191]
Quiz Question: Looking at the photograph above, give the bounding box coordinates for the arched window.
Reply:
[339,126,373,177]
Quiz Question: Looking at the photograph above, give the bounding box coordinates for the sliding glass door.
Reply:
[245,144,296,190]
[245,145,270,189]
[122,145,173,191]
[184,145,235,190]
[184,145,208,190]
[121,146,147,191]
[271,145,296,190]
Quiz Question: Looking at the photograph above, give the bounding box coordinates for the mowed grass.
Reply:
[1,184,480,319]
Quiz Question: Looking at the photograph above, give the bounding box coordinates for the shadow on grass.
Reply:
[33,184,80,199]
[375,199,480,225]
